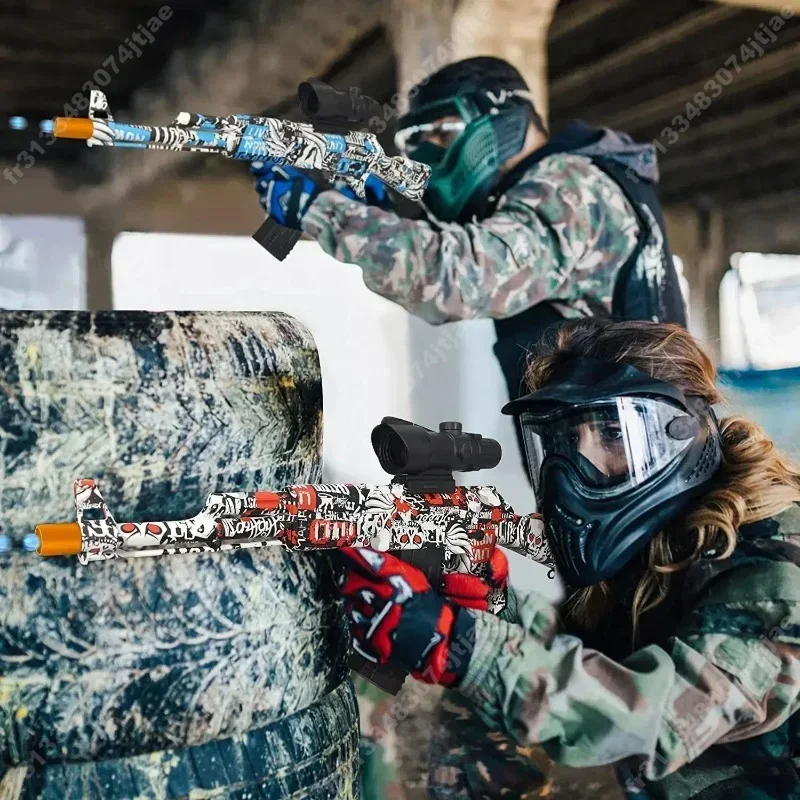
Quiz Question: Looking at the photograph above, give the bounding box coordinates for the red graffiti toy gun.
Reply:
[33,417,553,694]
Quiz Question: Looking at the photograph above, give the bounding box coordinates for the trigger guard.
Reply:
[486,586,506,615]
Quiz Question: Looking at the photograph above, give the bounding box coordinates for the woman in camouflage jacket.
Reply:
[339,319,800,799]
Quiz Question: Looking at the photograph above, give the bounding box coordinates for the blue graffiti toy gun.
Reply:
[52,81,431,261]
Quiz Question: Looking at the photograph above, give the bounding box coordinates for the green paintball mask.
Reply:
[395,92,532,223]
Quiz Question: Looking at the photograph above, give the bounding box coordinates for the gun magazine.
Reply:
[252,219,302,261]
[349,651,407,695]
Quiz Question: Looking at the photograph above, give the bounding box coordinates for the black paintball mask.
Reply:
[502,357,722,588]
[394,57,542,224]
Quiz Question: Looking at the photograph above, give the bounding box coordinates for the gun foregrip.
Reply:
[372,156,431,202]
[348,546,445,695]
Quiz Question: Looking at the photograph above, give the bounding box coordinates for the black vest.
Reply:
[489,130,687,472]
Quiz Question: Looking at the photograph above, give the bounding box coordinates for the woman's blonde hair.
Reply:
[525,319,800,644]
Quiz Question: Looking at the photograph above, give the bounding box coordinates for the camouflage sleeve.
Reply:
[457,585,800,781]
[301,155,640,324]
[496,586,558,644]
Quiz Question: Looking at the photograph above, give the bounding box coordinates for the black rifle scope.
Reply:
[371,417,501,478]
[298,79,383,127]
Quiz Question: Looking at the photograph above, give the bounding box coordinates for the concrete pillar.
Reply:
[452,0,559,124]
[388,0,558,121]
[664,205,729,363]
[387,0,463,431]
[83,214,118,309]
[388,0,459,114]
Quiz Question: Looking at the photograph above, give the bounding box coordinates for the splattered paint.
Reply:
[0,311,323,533]
[0,311,359,798]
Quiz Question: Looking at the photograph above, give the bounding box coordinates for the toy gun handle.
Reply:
[251,165,331,262]
[347,546,445,695]
[252,78,384,263]
[251,219,303,263]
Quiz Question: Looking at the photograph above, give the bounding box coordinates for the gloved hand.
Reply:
[251,163,393,227]
[441,548,509,612]
[338,549,476,686]
[250,162,323,230]
[334,174,392,210]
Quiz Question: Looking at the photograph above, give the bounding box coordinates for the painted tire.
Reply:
[0,311,358,798]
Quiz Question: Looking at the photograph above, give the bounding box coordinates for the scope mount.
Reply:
[390,468,457,494]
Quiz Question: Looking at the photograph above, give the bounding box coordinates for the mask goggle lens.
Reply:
[519,397,697,497]
[394,98,476,157]
[395,120,467,157]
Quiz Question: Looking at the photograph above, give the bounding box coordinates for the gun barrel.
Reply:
[53,118,95,140]
[34,523,83,556]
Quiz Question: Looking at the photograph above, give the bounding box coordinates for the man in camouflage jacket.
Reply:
[252,57,687,447]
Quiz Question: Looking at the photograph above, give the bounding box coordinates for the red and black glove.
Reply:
[440,548,509,612]
[338,549,476,686]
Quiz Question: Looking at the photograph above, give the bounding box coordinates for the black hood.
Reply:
[497,120,660,196]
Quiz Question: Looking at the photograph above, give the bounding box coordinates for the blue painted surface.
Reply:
[719,366,800,457]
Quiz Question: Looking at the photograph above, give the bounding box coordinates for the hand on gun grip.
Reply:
[334,174,393,210]
[338,549,476,687]
[441,548,509,612]
[251,161,392,229]
[251,162,323,230]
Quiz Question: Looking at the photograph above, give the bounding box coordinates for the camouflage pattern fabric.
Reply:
[354,675,404,800]
[426,693,551,799]
[355,676,552,800]
[454,506,800,799]
[302,154,648,324]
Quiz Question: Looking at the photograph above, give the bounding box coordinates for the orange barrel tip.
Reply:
[52,118,94,140]
[34,523,83,556]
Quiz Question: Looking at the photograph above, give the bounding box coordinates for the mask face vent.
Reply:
[547,505,597,585]
[450,125,499,193]
[687,431,720,483]
[491,105,531,163]
[547,519,577,576]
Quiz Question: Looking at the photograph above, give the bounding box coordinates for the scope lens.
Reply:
[298,83,321,115]
[374,427,409,473]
